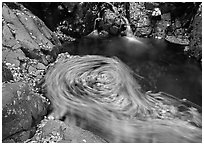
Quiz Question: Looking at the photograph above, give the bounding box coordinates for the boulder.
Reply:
[27,119,106,143]
[2,2,60,66]
[2,81,49,142]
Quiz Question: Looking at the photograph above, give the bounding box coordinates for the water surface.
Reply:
[64,36,202,106]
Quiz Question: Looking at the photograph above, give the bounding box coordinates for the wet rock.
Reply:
[2,81,49,142]
[36,62,46,70]
[162,3,200,46]
[2,46,27,67]
[2,138,16,143]
[99,9,125,36]
[2,62,14,82]
[164,17,190,45]
[55,2,131,39]
[130,2,168,38]
[2,2,60,65]
[55,2,98,38]
[3,127,37,143]
[188,4,202,61]
[26,119,106,143]
[129,2,200,42]
[3,58,47,93]
[129,2,152,37]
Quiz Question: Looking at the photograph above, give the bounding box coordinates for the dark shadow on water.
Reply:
[63,36,202,106]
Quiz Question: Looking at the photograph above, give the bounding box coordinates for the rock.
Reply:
[2,62,14,82]
[36,62,46,70]
[188,4,202,61]
[2,139,16,143]
[165,35,190,45]
[3,128,36,143]
[27,119,106,143]
[130,2,152,37]
[2,2,60,65]
[2,46,27,67]
[28,66,37,73]
[2,81,49,142]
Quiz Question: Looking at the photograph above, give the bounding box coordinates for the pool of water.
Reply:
[62,36,202,106]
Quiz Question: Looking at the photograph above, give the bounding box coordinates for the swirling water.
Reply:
[45,36,202,142]
[63,36,202,106]
[45,54,201,142]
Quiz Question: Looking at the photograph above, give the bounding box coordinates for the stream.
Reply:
[63,36,202,106]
